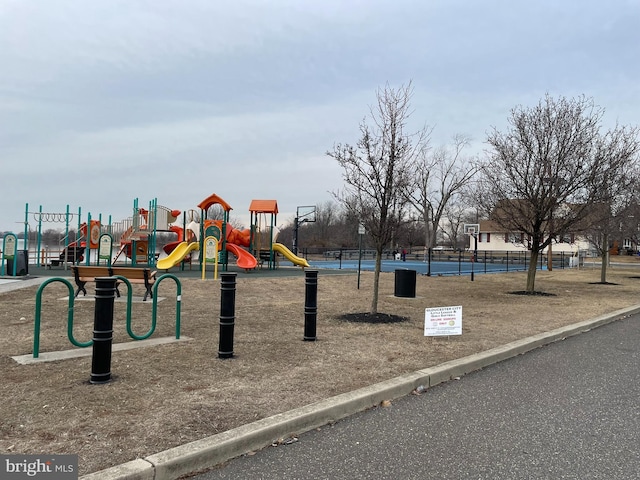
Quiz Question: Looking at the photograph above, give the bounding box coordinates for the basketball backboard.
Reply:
[296,205,316,223]
[464,223,480,236]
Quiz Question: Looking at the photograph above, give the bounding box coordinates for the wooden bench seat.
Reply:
[47,245,86,269]
[70,265,157,301]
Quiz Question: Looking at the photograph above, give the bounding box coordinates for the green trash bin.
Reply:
[7,250,29,276]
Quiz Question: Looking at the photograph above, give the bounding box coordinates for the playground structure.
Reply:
[156,193,309,271]
[1,203,105,272]
[2,194,309,276]
[5,200,182,270]
[111,198,182,266]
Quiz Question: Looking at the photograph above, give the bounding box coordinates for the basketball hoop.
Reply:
[464,224,480,237]
[464,223,480,282]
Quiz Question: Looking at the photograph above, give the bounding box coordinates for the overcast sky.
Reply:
[1,0,639,233]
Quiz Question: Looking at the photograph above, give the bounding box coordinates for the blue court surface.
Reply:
[304,258,530,276]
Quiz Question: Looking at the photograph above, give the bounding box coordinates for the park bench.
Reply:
[70,265,156,301]
[257,249,281,268]
[47,245,86,268]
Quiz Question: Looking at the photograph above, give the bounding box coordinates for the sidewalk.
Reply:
[0,275,48,294]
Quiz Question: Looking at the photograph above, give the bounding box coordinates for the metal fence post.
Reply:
[90,277,117,384]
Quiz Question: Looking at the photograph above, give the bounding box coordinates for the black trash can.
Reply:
[6,250,29,276]
[394,269,416,298]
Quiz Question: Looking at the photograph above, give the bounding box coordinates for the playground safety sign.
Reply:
[3,233,17,259]
[424,305,462,336]
[202,236,219,280]
[98,234,113,263]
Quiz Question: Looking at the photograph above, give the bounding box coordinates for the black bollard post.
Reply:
[90,277,117,384]
[303,270,318,341]
[218,273,237,358]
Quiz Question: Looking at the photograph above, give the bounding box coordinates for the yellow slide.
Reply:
[273,243,310,268]
[157,242,199,270]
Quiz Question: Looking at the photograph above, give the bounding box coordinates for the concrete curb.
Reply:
[81,304,640,480]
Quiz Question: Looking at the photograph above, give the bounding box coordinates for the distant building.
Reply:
[476,219,591,254]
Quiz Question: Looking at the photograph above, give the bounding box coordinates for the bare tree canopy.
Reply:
[582,166,640,283]
[477,94,640,292]
[405,133,478,252]
[327,81,429,313]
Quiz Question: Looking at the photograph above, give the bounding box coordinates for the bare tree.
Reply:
[619,187,640,254]
[441,198,476,251]
[477,94,640,293]
[581,205,617,281]
[405,134,479,256]
[327,82,428,313]
[306,201,339,247]
[582,163,640,283]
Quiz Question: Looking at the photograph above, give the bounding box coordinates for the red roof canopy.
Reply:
[197,193,233,212]
[249,200,278,214]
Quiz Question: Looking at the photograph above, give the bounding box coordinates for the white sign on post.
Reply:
[4,234,17,259]
[205,237,218,260]
[99,234,112,260]
[424,305,463,336]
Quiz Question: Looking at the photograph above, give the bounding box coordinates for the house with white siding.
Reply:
[476,219,591,254]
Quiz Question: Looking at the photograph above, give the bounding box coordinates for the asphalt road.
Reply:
[197,315,640,480]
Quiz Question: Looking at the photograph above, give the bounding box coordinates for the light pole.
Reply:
[471,232,478,281]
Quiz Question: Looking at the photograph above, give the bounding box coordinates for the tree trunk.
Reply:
[600,232,609,283]
[371,251,382,313]
[526,250,539,292]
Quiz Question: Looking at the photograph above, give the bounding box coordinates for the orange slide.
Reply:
[226,243,257,269]
[204,219,258,270]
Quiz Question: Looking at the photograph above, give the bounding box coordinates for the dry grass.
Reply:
[1,262,639,476]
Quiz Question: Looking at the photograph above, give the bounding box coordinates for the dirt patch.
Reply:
[1,264,639,476]
[339,312,409,323]
[508,290,557,296]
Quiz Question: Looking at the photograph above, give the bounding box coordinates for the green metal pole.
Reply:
[37,205,42,267]
[132,199,138,267]
[77,207,82,266]
[23,203,28,252]
[270,212,276,269]
[150,198,157,266]
[64,205,70,269]
[86,212,92,266]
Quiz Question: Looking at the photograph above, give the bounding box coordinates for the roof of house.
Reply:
[482,198,603,234]
[479,219,505,233]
